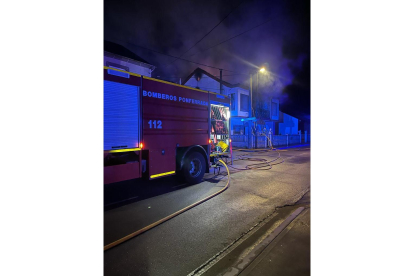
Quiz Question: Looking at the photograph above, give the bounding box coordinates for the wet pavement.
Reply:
[104,146,310,276]
[198,191,310,276]
[240,207,310,276]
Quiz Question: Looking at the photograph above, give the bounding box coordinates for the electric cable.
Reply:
[186,15,278,58]
[121,14,280,76]
[104,159,230,251]
[168,0,246,65]
[160,74,248,80]
[123,41,243,73]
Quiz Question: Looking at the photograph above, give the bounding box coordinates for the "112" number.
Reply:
[148,120,162,129]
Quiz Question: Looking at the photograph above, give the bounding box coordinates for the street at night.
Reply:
[99,0,312,276]
[101,1,312,273]
[8,0,414,275]
[104,147,310,275]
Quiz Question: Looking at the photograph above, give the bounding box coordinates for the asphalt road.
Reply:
[104,147,310,276]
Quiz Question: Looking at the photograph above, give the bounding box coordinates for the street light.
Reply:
[249,67,266,117]
[248,66,267,148]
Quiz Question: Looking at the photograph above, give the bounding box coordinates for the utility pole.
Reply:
[248,73,253,149]
[247,67,266,149]
[255,72,259,149]
[250,74,253,118]
[219,69,223,94]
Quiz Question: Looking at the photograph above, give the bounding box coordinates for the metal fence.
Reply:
[231,133,310,148]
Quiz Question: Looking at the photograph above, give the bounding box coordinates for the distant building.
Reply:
[183,68,299,135]
[104,40,155,77]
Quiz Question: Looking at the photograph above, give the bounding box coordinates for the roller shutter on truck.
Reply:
[104,80,140,150]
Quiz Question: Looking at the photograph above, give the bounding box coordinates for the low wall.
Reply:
[231,135,248,148]
[231,134,310,148]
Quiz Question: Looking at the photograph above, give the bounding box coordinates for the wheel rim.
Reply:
[189,158,202,177]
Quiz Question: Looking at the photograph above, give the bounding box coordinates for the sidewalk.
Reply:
[239,208,310,276]
[200,191,311,276]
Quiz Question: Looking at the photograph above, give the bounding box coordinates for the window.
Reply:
[230,94,235,110]
[240,94,249,112]
[272,102,278,117]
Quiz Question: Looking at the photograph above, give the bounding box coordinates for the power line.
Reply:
[187,15,277,58]
[112,7,286,82]
[126,41,246,74]
[168,0,246,65]
[159,74,245,79]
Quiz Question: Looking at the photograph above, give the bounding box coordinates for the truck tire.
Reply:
[182,151,206,184]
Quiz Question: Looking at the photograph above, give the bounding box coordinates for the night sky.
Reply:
[104,0,310,122]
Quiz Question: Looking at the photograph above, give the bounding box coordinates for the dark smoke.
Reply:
[104,0,310,120]
[279,0,310,123]
[282,57,310,120]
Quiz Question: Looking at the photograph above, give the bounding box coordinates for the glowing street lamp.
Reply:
[248,66,267,148]
[249,67,266,117]
[250,67,266,117]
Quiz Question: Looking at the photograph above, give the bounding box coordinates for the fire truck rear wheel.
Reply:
[183,151,205,184]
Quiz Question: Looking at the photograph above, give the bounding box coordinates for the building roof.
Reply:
[104,40,151,65]
[182,67,249,90]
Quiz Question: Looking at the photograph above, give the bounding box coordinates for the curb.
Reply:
[221,207,305,276]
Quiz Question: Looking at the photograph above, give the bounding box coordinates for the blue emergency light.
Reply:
[241,117,256,122]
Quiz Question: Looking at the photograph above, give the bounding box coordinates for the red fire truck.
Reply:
[104,66,231,185]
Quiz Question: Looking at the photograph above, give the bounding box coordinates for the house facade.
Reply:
[183,68,299,136]
[104,40,155,77]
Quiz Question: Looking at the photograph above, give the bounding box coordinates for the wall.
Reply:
[104,55,153,77]
[184,74,300,139]
[271,98,279,120]
[278,112,299,135]
[185,75,249,118]
[230,117,248,135]
[230,134,307,148]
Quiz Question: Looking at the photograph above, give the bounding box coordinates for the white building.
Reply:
[183,68,298,135]
[104,40,155,77]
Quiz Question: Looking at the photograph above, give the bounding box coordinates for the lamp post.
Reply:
[248,67,266,148]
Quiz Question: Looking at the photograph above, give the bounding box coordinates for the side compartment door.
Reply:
[104,80,140,150]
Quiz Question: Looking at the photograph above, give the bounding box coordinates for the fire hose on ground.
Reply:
[104,159,231,251]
